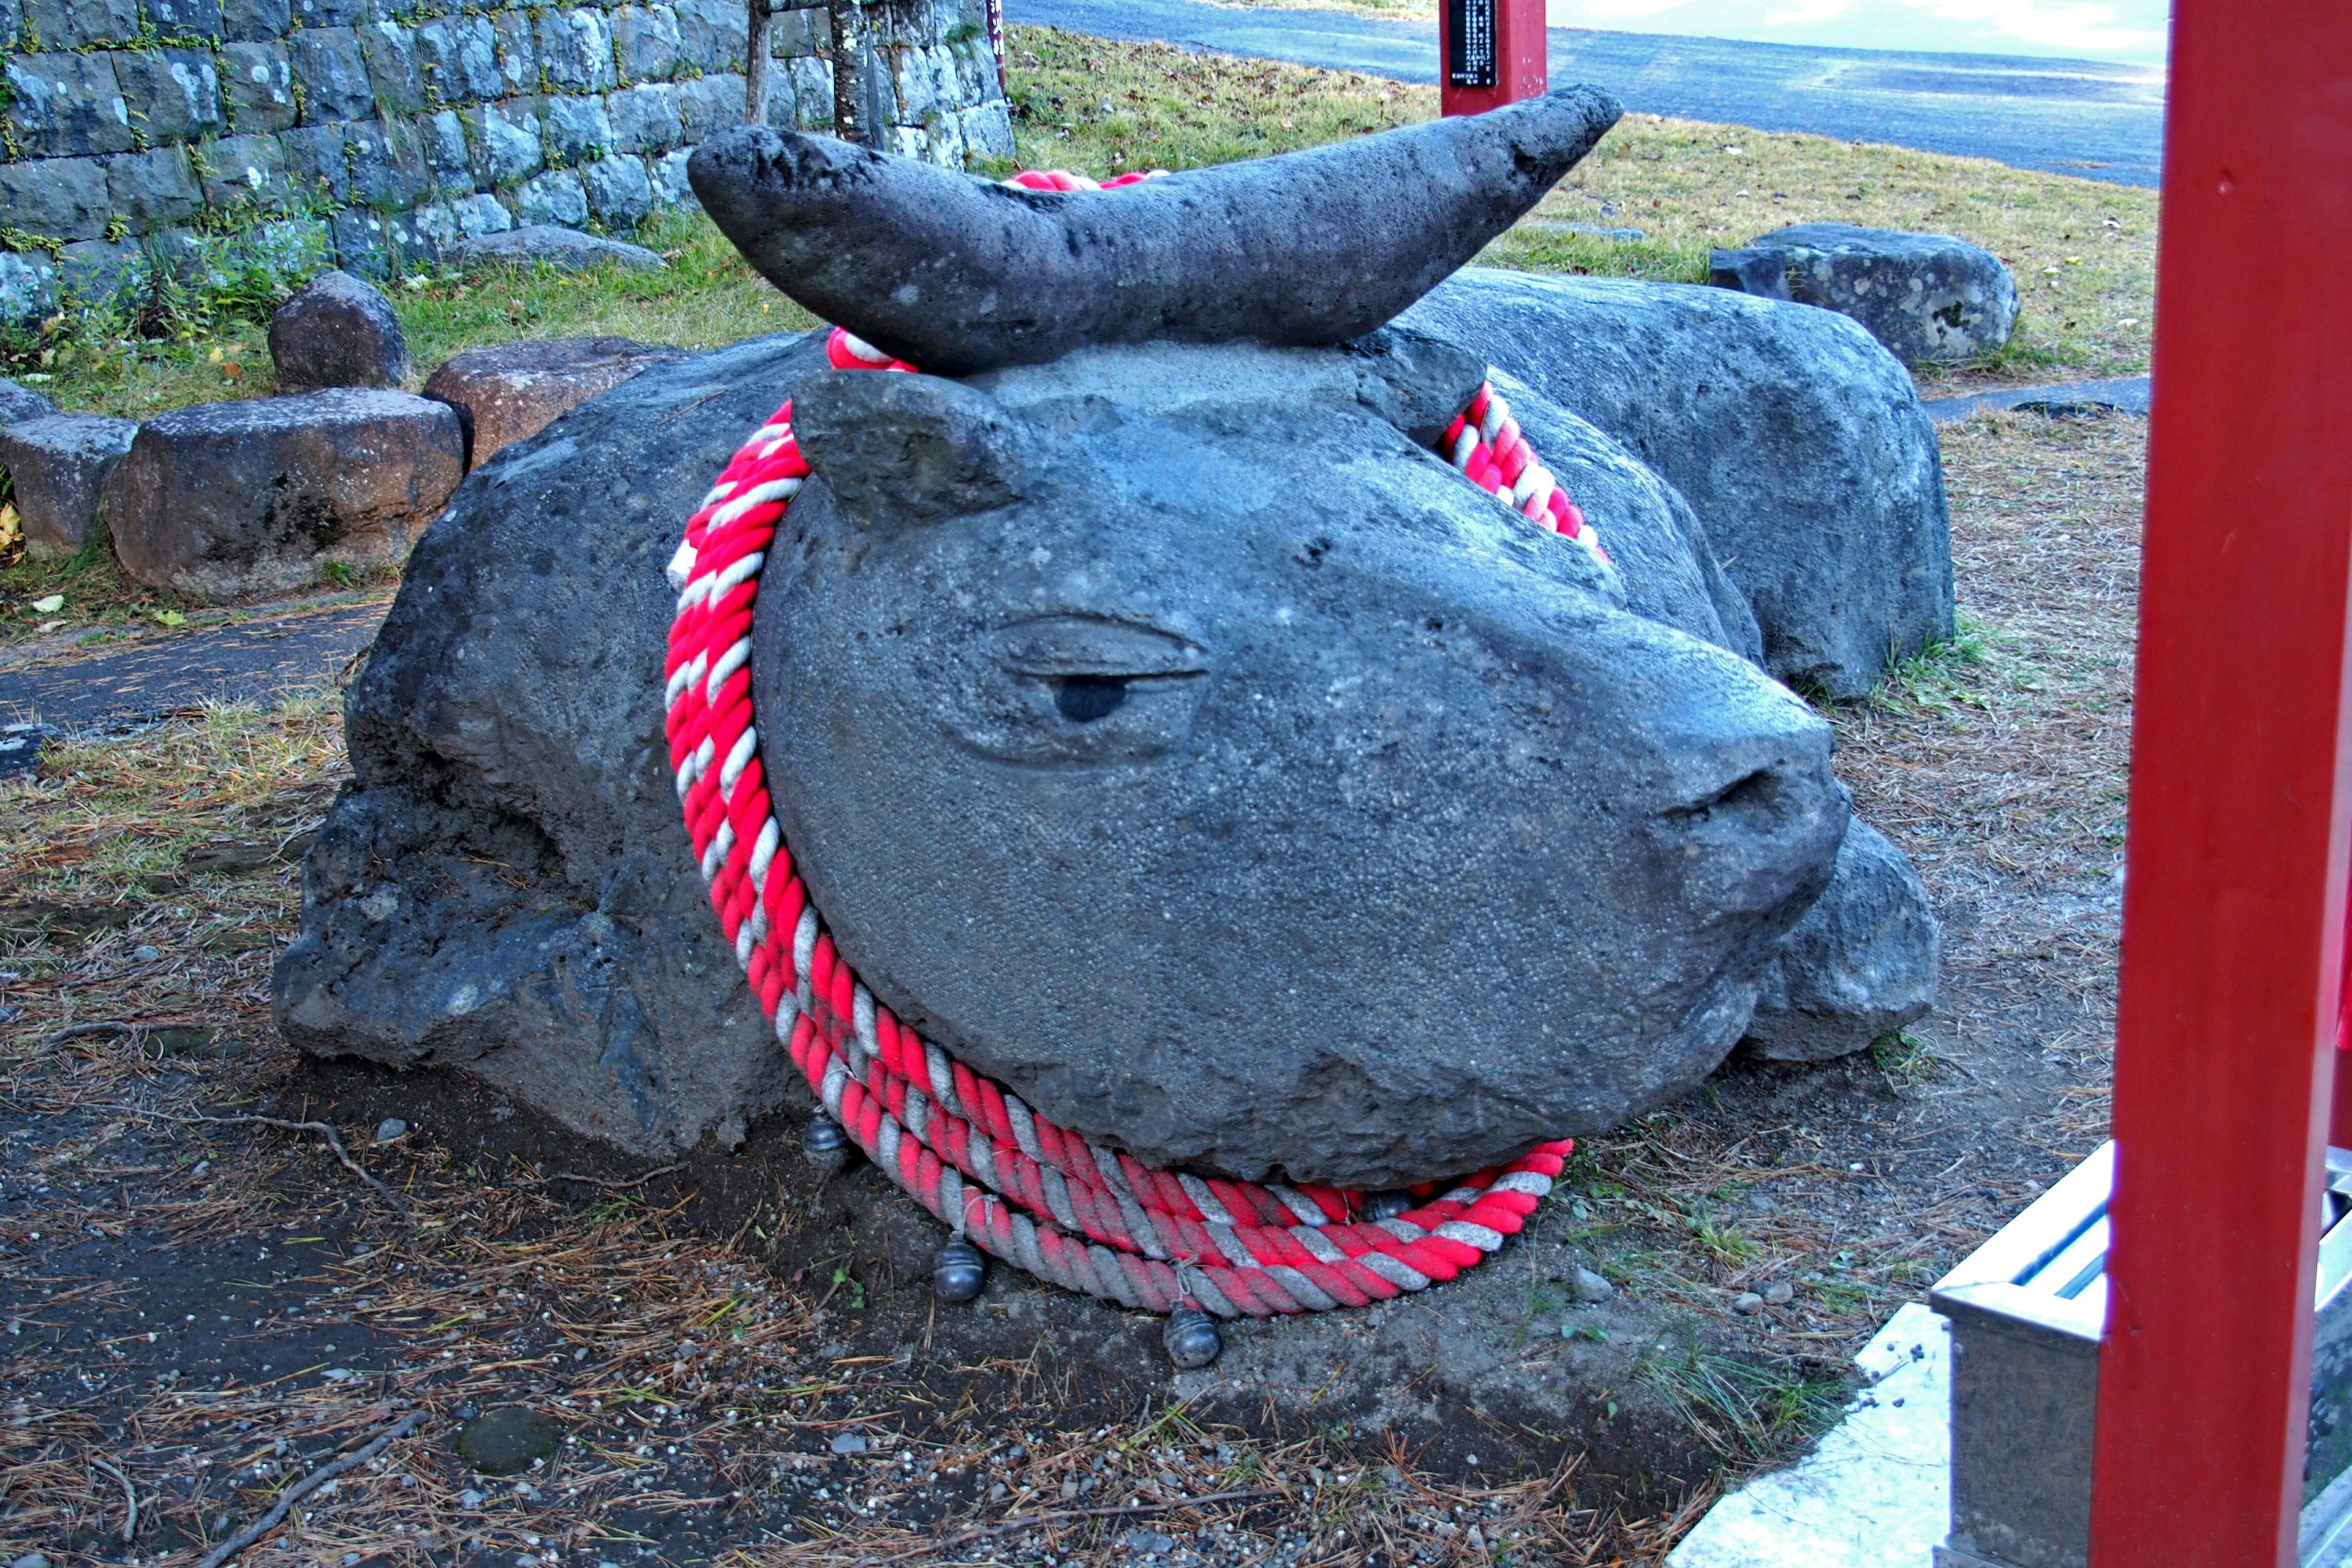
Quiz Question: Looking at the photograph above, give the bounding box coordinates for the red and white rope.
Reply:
[665,186,1604,1319]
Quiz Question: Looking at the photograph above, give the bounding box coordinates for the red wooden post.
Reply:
[2089,1,2352,1562]
[1437,0,1544,117]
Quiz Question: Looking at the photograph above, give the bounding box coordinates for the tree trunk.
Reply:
[826,0,864,145]
[744,0,772,126]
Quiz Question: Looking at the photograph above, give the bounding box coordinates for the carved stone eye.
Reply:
[940,613,1210,762]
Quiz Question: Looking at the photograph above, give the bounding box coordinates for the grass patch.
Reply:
[1642,1346,1848,1464]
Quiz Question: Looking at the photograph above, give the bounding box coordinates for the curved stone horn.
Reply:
[688,86,1623,376]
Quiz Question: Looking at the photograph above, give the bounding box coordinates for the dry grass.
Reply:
[2,702,1695,1565]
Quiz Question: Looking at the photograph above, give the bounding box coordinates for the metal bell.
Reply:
[1163,1304,1223,1370]
[932,1236,986,1303]
[801,1115,850,1172]
[1363,1190,1415,1221]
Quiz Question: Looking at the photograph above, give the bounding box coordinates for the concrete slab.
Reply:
[1667,1301,1949,1568]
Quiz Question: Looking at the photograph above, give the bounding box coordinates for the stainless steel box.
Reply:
[1930,1143,2352,1568]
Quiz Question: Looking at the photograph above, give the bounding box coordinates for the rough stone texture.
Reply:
[1708,246,1790,300]
[1724,224,2021,364]
[447,224,666,273]
[1743,819,1939,1061]
[692,86,1624,375]
[104,388,462,602]
[269,270,410,394]
[421,336,685,467]
[276,332,1867,1183]
[0,413,138,559]
[0,0,1000,314]
[1401,268,1954,699]
[0,377,62,428]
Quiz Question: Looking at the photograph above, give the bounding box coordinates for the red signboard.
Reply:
[2089,1,2352,1563]
[1439,0,1545,116]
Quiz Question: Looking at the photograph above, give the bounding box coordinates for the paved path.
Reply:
[1010,0,2164,185]
[1921,375,2149,422]
[0,601,388,777]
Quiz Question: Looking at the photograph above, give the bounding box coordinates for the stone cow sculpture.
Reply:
[276,90,1942,1200]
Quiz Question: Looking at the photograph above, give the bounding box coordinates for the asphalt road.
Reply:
[1008,0,2165,185]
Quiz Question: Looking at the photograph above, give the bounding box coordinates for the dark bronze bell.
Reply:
[1163,1304,1223,1369]
[933,1236,986,1302]
[802,1114,850,1171]
[1363,1190,1415,1221]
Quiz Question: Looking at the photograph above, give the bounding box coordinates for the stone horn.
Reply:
[687,86,1624,376]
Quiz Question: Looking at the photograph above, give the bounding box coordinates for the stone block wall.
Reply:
[0,0,1010,317]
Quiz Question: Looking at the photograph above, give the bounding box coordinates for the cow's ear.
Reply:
[791,371,1045,529]
[1346,326,1491,447]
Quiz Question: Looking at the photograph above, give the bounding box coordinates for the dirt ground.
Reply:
[0,410,2142,1566]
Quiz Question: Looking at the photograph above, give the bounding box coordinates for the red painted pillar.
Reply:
[2088,1,2352,1564]
[1438,0,1544,116]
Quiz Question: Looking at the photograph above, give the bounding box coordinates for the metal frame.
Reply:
[2089,1,2352,1562]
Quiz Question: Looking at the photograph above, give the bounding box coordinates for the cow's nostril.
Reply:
[1054,676,1130,723]
[1673,766,1782,823]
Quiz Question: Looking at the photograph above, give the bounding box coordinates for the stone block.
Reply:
[447,221,661,271]
[414,13,501,105]
[649,144,692,206]
[783,53,831,130]
[278,121,350,202]
[0,252,57,324]
[271,267,409,392]
[0,413,139,559]
[104,145,204,227]
[465,97,541,185]
[539,91,611,163]
[445,189,512,238]
[580,153,650,226]
[886,42,941,124]
[785,53,832,129]
[418,107,470,187]
[0,378,62,426]
[4,52,134,160]
[357,18,424,114]
[488,10,535,95]
[329,204,394,276]
[0,154,113,242]
[605,81,678,153]
[114,47,222,145]
[1708,246,1790,301]
[24,0,138,49]
[220,0,289,41]
[143,0,224,41]
[196,129,292,209]
[56,236,138,302]
[1747,222,2021,364]
[219,40,297,133]
[513,166,586,226]
[288,0,369,27]
[960,97,1011,161]
[610,2,680,82]
[288,26,375,121]
[104,386,462,601]
[345,116,428,207]
[422,334,682,466]
[772,4,827,56]
[532,7,614,91]
[671,0,742,72]
[1742,818,1939,1061]
[672,71,742,140]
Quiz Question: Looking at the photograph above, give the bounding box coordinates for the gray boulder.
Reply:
[1743,819,1939,1061]
[1721,224,2019,364]
[0,413,139,557]
[423,336,687,467]
[270,270,411,394]
[447,224,667,273]
[1401,268,1954,699]
[104,389,463,602]
[0,377,60,427]
[276,331,1856,1183]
